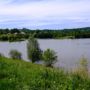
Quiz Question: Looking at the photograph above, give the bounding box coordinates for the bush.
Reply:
[9,50,22,60]
[0,35,8,41]
[42,49,57,67]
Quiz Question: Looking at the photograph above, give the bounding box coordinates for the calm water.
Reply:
[0,39,90,70]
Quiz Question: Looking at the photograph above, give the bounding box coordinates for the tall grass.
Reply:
[72,57,89,79]
[0,56,90,90]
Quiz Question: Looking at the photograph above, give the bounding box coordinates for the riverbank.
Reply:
[0,56,90,90]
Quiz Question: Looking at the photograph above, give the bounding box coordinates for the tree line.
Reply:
[0,27,90,41]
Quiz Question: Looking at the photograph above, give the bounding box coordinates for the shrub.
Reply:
[9,50,22,60]
[42,49,57,67]
[0,35,8,41]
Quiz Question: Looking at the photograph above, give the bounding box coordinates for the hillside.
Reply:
[0,56,90,90]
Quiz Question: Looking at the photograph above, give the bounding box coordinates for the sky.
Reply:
[0,0,90,29]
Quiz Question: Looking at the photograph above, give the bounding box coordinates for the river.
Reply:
[0,39,90,70]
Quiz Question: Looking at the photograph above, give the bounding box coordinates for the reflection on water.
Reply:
[0,39,90,70]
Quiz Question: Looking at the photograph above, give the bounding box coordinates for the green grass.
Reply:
[0,56,90,90]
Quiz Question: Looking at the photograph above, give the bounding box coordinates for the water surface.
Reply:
[0,39,90,70]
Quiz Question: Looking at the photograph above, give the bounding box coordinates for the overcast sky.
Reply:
[0,0,90,29]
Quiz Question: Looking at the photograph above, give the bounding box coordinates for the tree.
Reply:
[9,50,22,60]
[42,49,57,67]
[10,28,20,34]
[27,36,42,63]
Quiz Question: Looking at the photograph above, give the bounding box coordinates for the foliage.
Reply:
[27,36,42,63]
[42,49,57,67]
[0,27,90,41]
[0,57,90,90]
[73,57,89,79]
[0,35,8,41]
[9,50,22,60]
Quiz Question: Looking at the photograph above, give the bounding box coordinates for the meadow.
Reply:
[0,56,90,90]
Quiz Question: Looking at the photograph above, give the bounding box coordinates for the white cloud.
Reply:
[0,0,90,29]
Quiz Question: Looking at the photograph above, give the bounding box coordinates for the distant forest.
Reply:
[0,27,90,41]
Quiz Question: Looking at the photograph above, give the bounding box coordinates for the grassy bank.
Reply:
[0,56,90,90]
